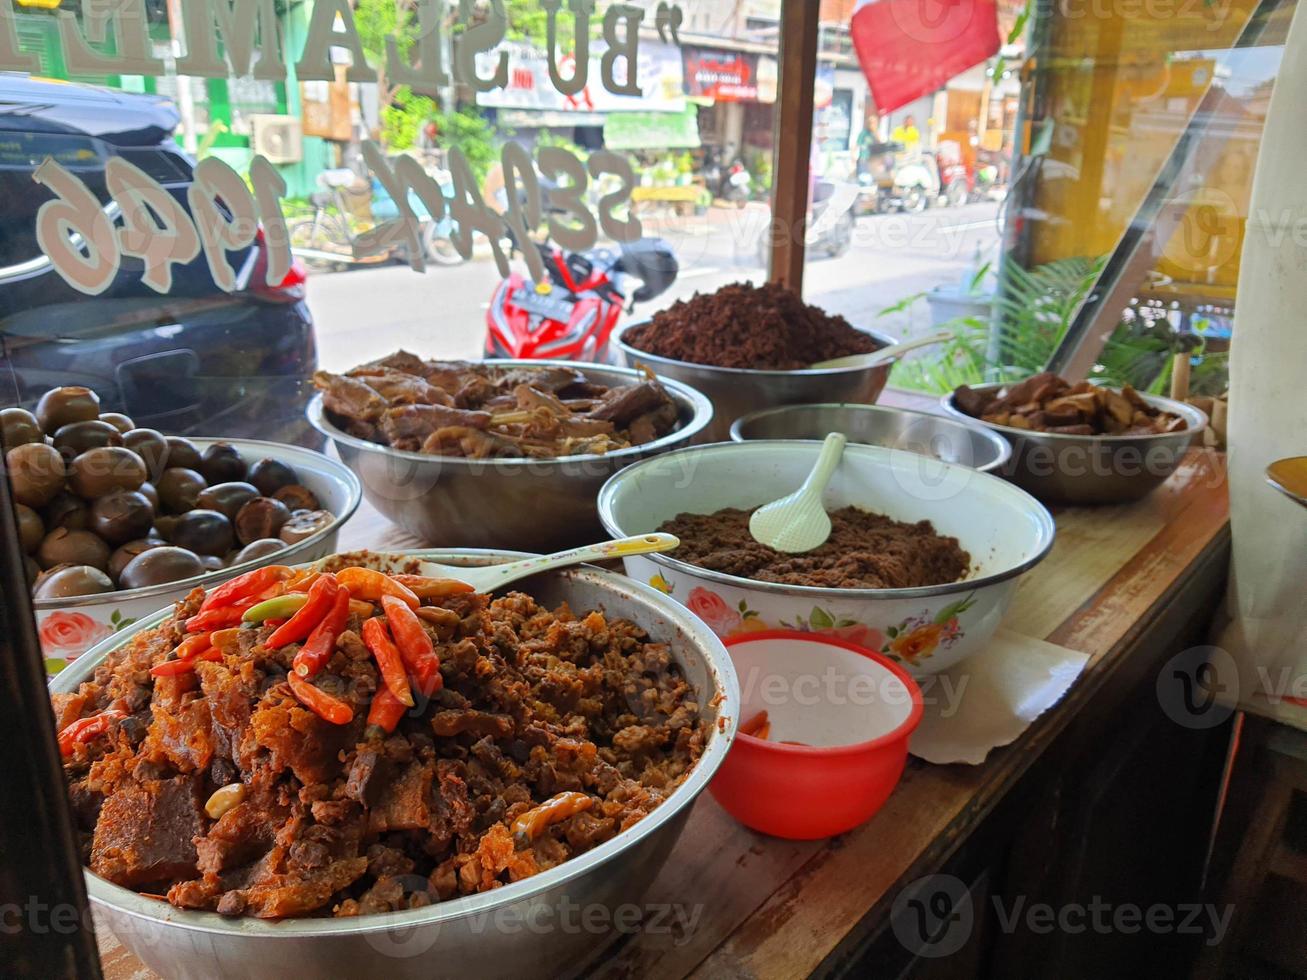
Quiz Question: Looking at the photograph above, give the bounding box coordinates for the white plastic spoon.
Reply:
[411,533,681,592]
[810,328,954,371]
[748,432,847,553]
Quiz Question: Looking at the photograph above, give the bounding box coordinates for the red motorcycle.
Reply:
[484,238,678,362]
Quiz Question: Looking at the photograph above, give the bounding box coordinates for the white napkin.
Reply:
[909,628,1089,765]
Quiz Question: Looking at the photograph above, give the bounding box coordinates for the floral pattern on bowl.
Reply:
[673,582,977,667]
[39,610,129,675]
[632,552,1005,676]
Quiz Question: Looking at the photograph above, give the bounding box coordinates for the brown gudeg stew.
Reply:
[315,352,679,458]
[54,557,706,918]
[658,506,971,590]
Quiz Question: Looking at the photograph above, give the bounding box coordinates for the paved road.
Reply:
[309,201,1002,371]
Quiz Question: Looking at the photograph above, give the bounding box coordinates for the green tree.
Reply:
[354,0,421,143]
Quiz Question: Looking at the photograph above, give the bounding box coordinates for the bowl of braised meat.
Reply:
[599,440,1055,676]
[308,354,713,551]
[50,550,736,979]
[943,373,1208,504]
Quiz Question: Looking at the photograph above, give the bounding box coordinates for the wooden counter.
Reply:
[95,438,1231,980]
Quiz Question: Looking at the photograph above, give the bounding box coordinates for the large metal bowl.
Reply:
[611,320,899,443]
[599,441,1055,676]
[730,403,1012,473]
[51,550,738,980]
[33,437,361,675]
[308,360,714,551]
[941,383,1208,504]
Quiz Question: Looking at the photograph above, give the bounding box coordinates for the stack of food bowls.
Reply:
[308,360,714,552]
[50,551,738,980]
[941,383,1208,504]
[731,403,1012,473]
[598,440,1055,676]
[34,438,360,673]
[611,321,899,443]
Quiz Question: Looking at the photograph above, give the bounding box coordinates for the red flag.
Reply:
[851,0,1001,113]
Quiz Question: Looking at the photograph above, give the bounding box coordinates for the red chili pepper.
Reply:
[186,599,258,633]
[292,587,352,678]
[150,647,218,677]
[336,567,420,609]
[150,632,216,677]
[199,565,291,612]
[362,617,414,708]
[266,574,340,649]
[366,685,408,734]
[287,672,353,725]
[390,574,475,599]
[380,595,442,696]
[57,709,126,756]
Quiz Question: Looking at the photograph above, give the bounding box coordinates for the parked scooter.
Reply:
[891,152,941,213]
[485,236,679,362]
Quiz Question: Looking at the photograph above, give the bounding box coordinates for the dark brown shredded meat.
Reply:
[623,281,880,370]
[315,355,680,458]
[658,506,971,589]
[57,574,706,919]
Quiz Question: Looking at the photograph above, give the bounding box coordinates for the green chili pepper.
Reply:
[242,592,308,623]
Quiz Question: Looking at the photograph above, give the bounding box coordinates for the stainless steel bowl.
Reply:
[611,320,899,443]
[730,403,1012,473]
[52,550,739,980]
[941,383,1209,504]
[33,437,361,675]
[308,360,714,551]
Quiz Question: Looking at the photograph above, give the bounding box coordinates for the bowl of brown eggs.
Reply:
[3,386,361,674]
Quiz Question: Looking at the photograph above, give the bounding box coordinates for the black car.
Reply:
[0,74,318,445]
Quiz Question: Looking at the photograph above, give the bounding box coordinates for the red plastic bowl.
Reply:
[709,630,923,839]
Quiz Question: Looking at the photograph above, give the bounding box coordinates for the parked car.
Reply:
[0,75,318,445]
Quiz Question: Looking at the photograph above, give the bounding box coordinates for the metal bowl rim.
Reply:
[306,358,714,467]
[56,549,737,939]
[727,402,1014,472]
[611,320,901,378]
[597,439,1056,600]
[32,437,363,610]
[939,383,1209,443]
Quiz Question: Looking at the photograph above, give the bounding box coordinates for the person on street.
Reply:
[891,115,922,152]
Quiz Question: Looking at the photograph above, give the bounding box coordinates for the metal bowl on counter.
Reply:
[34,438,360,674]
[940,384,1208,505]
[51,550,739,980]
[598,440,1055,676]
[730,403,1012,473]
[307,360,714,552]
[610,321,899,443]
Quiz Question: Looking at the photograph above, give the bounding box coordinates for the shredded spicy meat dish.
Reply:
[658,506,971,589]
[54,558,707,919]
[622,281,880,370]
[314,352,680,458]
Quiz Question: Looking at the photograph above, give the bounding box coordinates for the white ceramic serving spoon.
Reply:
[412,533,681,592]
[748,432,847,553]
[810,328,954,371]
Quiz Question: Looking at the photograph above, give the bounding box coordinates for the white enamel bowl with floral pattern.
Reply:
[597,440,1055,676]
